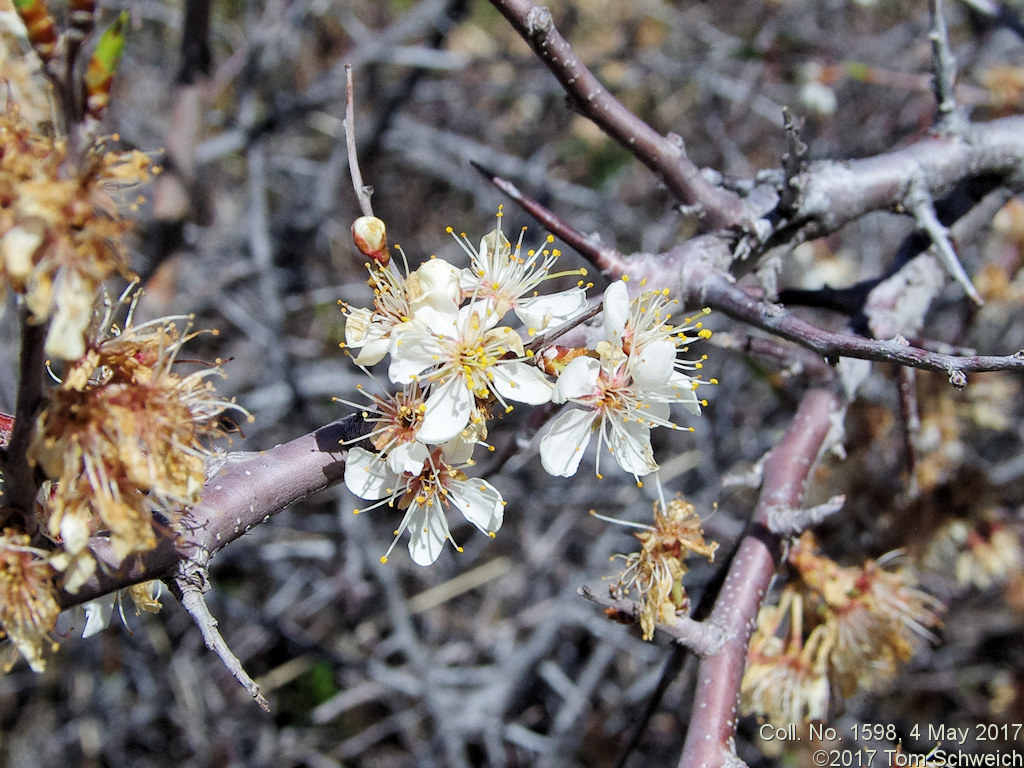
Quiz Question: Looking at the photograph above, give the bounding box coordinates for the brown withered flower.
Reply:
[31,311,243,584]
[610,496,718,641]
[742,592,835,725]
[741,532,943,726]
[0,103,153,361]
[0,529,59,672]
[788,532,943,696]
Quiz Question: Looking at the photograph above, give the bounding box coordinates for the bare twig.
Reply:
[170,554,270,710]
[930,0,966,134]
[477,167,1024,378]
[779,116,1024,247]
[470,161,628,275]
[898,366,922,498]
[486,0,746,231]
[578,586,727,657]
[905,177,983,304]
[763,495,846,536]
[345,64,374,218]
[677,388,841,768]
[687,262,1024,377]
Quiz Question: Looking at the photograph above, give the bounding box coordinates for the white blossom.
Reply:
[344,443,505,566]
[341,256,462,366]
[449,210,590,333]
[388,303,552,444]
[539,280,707,482]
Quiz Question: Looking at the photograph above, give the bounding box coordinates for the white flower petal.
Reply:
[343,306,374,347]
[351,335,390,367]
[491,362,553,405]
[344,447,398,500]
[407,304,458,337]
[602,280,630,346]
[515,288,589,331]
[449,477,504,534]
[458,302,502,333]
[388,322,443,383]
[608,418,658,477]
[82,596,116,639]
[540,407,597,477]
[442,433,477,465]
[631,338,676,388]
[642,400,671,425]
[665,372,702,415]
[406,499,450,566]
[412,258,462,304]
[409,294,460,322]
[551,356,601,403]
[417,375,473,444]
[386,441,430,476]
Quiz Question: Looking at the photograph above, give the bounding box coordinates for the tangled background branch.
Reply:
[3,0,1024,767]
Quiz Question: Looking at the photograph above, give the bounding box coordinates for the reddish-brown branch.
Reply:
[677,388,841,768]
[688,263,1024,376]
[476,168,1024,378]
[486,0,746,231]
[59,415,362,608]
[471,161,628,274]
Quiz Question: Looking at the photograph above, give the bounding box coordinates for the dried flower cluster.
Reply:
[0,37,236,670]
[340,211,713,565]
[741,532,943,725]
[0,530,58,672]
[610,497,718,640]
[31,310,239,592]
[0,105,153,360]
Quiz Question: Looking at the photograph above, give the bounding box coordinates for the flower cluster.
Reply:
[31,305,242,593]
[0,530,58,672]
[340,211,712,565]
[741,532,943,725]
[0,103,154,361]
[609,496,718,640]
[0,74,237,671]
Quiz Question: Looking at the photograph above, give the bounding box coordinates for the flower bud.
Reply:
[352,216,389,267]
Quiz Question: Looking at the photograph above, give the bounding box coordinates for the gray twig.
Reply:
[930,0,967,134]
[344,64,375,218]
[170,555,270,711]
[764,495,846,536]
[905,178,983,304]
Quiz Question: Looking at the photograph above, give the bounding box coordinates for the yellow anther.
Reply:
[380,556,388,563]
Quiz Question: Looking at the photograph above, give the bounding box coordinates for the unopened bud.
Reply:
[352,216,389,266]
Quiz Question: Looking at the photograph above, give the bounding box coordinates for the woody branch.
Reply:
[677,388,841,768]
